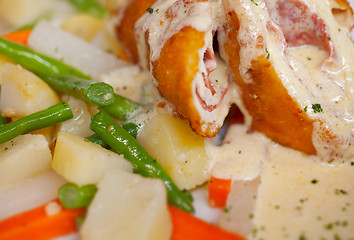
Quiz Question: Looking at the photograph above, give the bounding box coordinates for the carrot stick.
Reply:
[0,199,85,240]
[209,176,232,208]
[2,29,32,46]
[168,205,246,240]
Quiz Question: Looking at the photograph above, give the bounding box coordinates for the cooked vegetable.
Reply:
[41,74,140,120]
[137,114,210,190]
[100,94,140,121]
[58,183,98,209]
[2,29,31,45]
[1,63,60,119]
[0,171,66,222]
[168,205,246,240]
[52,131,133,186]
[60,13,104,41]
[43,75,115,106]
[66,0,108,18]
[0,37,89,78]
[0,199,85,240]
[81,169,172,240]
[85,133,110,149]
[29,20,127,80]
[59,95,94,138]
[0,134,52,189]
[208,176,232,208]
[90,110,194,213]
[0,101,73,144]
[0,115,8,126]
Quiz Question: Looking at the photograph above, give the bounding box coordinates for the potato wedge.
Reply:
[0,63,60,118]
[52,131,133,186]
[81,169,171,240]
[137,114,210,190]
[0,134,51,188]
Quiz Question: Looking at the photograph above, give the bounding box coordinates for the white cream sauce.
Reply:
[219,0,354,162]
[206,124,354,239]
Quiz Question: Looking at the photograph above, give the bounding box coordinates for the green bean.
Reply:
[43,75,115,106]
[90,110,194,213]
[86,122,139,148]
[0,101,73,144]
[58,183,98,209]
[66,0,108,18]
[0,115,8,126]
[85,134,110,149]
[0,37,89,79]
[121,122,141,138]
[100,94,140,121]
[41,74,139,120]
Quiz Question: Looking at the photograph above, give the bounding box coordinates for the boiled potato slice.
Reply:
[137,114,210,190]
[0,63,60,118]
[61,13,104,41]
[81,169,171,240]
[0,55,13,85]
[0,134,51,188]
[52,131,133,186]
[0,0,46,26]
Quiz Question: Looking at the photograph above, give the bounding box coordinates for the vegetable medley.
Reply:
[0,0,353,240]
[0,1,240,239]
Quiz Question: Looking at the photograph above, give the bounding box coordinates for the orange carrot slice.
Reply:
[168,205,246,240]
[2,29,32,46]
[0,199,85,240]
[209,176,232,208]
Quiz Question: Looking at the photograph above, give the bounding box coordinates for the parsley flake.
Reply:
[265,48,270,59]
[312,103,323,113]
[311,179,319,184]
[250,0,258,6]
[304,106,308,112]
[146,8,154,14]
[335,189,348,195]
[307,57,312,60]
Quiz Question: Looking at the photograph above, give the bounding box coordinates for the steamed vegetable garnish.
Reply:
[90,110,194,213]
[0,101,73,144]
[168,205,246,240]
[0,199,85,240]
[43,75,115,106]
[0,37,89,79]
[2,29,32,45]
[0,114,8,126]
[58,183,98,209]
[100,93,140,121]
[41,74,140,120]
[66,0,108,19]
[85,134,110,149]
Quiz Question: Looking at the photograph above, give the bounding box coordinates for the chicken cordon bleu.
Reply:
[116,0,354,162]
